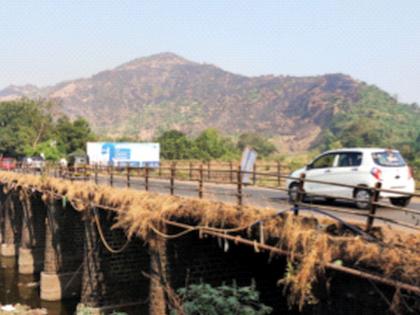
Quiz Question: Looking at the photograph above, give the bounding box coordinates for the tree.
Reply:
[55,116,95,154]
[0,99,96,159]
[156,130,196,160]
[0,99,54,157]
[322,84,420,160]
[24,140,62,161]
[237,133,277,157]
[194,128,238,160]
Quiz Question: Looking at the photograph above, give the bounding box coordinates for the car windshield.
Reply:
[372,151,405,167]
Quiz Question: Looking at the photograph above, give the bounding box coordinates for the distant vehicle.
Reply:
[67,153,90,178]
[0,157,17,170]
[23,156,45,171]
[287,148,415,209]
[68,154,89,169]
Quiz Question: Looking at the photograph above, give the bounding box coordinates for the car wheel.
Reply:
[390,197,411,208]
[354,189,371,209]
[288,183,305,203]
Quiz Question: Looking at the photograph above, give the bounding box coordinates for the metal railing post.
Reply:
[170,163,175,195]
[198,164,204,199]
[277,161,281,187]
[94,164,98,184]
[237,166,243,210]
[207,161,211,181]
[229,161,233,183]
[366,182,381,231]
[145,167,149,191]
[126,166,130,188]
[252,163,257,185]
[109,165,114,187]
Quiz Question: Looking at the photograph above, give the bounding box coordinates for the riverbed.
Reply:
[0,256,77,315]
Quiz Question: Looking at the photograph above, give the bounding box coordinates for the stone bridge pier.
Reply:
[18,189,46,274]
[40,195,85,301]
[0,188,22,257]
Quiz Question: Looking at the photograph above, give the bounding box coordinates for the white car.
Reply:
[287,148,415,209]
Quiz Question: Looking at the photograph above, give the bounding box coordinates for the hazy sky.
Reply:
[1,1,419,103]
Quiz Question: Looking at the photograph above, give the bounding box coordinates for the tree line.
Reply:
[156,129,277,160]
[322,84,420,171]
[0,99,277,161]
[0,99,94,160]
[1,97,418,172]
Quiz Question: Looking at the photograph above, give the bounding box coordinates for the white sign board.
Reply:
[87,142,160,168]
[240,147,258,184]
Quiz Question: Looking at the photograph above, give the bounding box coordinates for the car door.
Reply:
[304,153,338,196]
[328,152,363,198]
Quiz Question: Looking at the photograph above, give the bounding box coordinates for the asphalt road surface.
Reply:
[89,174,420,232]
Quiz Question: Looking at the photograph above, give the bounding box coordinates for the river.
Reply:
[0,256,77,315]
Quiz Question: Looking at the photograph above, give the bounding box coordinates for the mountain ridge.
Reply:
[1,52,413,152]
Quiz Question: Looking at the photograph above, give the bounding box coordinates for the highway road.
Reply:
[90,174,420,232]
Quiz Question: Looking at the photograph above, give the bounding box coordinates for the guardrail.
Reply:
[14,163,420,234]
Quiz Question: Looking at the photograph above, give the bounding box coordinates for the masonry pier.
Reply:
[18,189,46,274]
[1,189,21,257]
[40,196,84,301]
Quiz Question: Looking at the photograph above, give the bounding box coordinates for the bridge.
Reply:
[0,169,419,314]
[60,162,420,231]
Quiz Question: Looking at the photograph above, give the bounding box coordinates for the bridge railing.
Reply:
[13,163,420,234]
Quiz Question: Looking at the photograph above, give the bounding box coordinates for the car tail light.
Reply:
[408,167,413,179]
[371,167,383,181]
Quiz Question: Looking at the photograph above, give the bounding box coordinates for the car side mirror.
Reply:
[306,163,313,170]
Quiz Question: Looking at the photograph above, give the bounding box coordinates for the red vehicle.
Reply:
[1,157,17,170]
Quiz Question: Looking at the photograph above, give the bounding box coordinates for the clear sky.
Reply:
[1,1,419,103]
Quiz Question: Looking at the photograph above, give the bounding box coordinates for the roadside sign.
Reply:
[240,147,257,184]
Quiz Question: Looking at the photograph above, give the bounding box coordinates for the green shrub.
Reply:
[171,281,272,315]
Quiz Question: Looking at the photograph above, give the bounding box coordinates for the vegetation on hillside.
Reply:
[0,99,95,159]
[157,129,276,161]
[322,84,420,169]
[1,85,419,173]
[0,54,361,152]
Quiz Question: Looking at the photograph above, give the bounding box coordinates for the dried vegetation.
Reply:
[0,171,419,309]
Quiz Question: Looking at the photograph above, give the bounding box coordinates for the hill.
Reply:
[1,52,419,152]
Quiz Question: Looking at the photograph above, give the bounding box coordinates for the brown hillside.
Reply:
[0,53,362,151]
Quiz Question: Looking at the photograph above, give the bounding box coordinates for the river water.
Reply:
[0,256,77,315]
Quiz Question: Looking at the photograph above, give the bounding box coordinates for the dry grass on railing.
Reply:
[0,171,419,310]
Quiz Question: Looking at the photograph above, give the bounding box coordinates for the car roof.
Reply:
[323,148,399,154]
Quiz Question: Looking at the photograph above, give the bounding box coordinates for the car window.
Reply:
[337,152,362,167]
[311,154,336,169]
[372,151,405,167]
